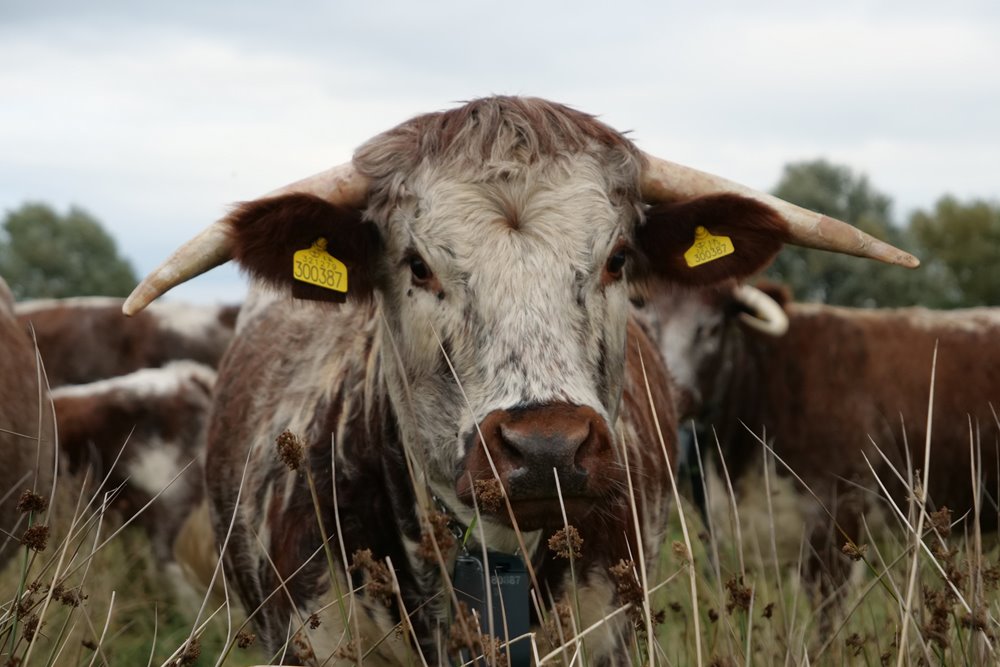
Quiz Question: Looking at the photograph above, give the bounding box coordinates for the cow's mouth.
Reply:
[455,476,602,532]
[502,496,597,532]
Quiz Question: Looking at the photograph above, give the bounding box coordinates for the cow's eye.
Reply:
[605,249,628,279]
[409,254,433,284]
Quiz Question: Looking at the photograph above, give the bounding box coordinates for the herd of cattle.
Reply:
[2,96,995,664]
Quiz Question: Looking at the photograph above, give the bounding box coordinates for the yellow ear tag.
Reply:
[684,226,735,268]
[292,238,348,293]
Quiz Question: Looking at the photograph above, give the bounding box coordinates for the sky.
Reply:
[2,0,998,304]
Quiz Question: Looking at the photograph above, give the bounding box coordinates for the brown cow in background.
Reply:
[0,277,56,566]
[10,294,230,576]
[51,361,215,568]
[16,297,238,387]
[644,282,1000,588]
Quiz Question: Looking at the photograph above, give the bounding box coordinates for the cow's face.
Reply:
[372,154,636,529]
[640,287,730,417]
[641,283,790,419]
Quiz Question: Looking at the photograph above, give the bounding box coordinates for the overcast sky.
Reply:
[2,1,998,303]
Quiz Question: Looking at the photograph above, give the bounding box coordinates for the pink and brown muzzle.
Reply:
[456,402,619,530]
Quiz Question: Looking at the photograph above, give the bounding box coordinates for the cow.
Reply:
[51,360,215,572]
[123,97,916,664]
[16,297,238,387]
[643,282,1000,591]
[0,276,56,566]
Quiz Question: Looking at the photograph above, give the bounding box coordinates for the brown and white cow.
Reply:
[16,297,238,387]
[125,97,916,663]
[644,283,1000,589]
[0,277,56,566]
[51,361,215,568]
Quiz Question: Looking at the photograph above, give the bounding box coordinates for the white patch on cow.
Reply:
[14,295,124,314]
[126,441,189,502]
[50,360,215,400]
[148,300,229,340]
[640,288,726,411]
[792,302,1000,334]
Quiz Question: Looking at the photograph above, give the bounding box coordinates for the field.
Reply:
[3,427,998,667]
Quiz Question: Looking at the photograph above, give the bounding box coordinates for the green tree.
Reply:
[764,160,957,307]
[910,196,1000,307]
[0,203,138,299]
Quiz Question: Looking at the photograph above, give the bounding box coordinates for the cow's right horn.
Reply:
[123,163,370,316]
[733,285,789,337]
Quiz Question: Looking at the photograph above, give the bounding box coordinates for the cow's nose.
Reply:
[458,403,616,521]
[496,414,592,476]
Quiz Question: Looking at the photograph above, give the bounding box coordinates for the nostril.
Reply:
[496,425,525,465]
[572,423,595,466]
[575,419,613,471]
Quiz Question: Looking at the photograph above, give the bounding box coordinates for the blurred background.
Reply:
[2,0,998,307]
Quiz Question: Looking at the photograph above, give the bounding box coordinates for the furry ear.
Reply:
[634,194,786,286]
[226,193,382,303]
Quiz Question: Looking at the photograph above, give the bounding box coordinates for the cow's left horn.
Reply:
[123,163,370,316]
[639,153,919,269]
[733,285,788,337]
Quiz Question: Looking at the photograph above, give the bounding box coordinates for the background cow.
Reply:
[0,277,56,566]
[51,360,215,569]
[16,297,238,387]
[644,282,1000,589]
[124,96,916,664]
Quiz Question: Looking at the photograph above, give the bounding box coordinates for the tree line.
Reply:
[1,161,998,307]
[765,159,1000,308]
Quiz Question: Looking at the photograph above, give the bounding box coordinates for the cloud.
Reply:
[1,1,997,301]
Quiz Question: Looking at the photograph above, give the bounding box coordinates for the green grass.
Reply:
[649,495,1000,667]
[0,477,265,667]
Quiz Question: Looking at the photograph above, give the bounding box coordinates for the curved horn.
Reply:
[733,284,789,337]
[640,153,919,269]
[122,163,370,316]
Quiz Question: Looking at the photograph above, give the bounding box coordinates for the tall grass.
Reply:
[0,468,262,667]
[3,427,999,665]
[3,350,999,665]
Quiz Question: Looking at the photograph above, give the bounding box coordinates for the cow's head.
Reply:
[123,97,915,531]
[642,282,792,418]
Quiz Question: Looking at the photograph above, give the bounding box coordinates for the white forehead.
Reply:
[391,153,625,261]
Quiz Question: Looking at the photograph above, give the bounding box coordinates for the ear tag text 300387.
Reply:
[684,226,735,267]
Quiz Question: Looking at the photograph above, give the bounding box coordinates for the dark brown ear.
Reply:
[226,193,382,303]
[634,194,786,286]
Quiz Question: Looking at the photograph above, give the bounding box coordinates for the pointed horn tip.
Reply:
[122,287,156,317]
[872,246,920,269]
